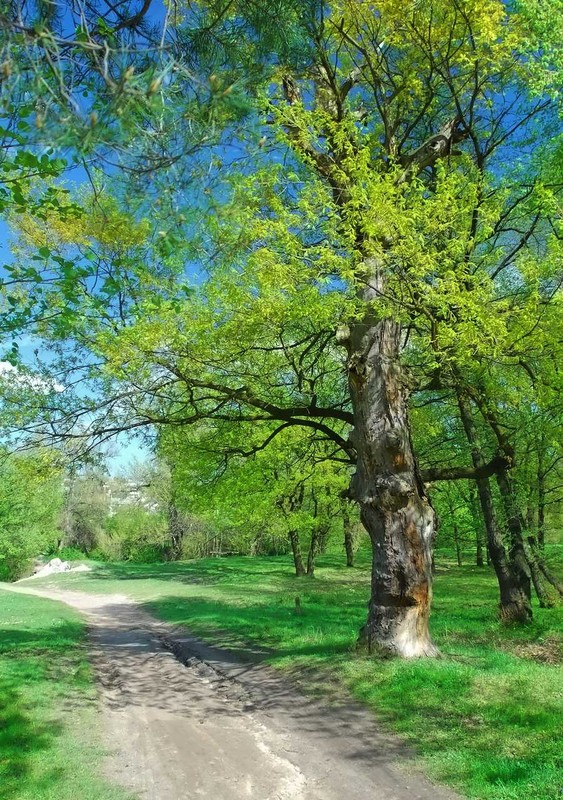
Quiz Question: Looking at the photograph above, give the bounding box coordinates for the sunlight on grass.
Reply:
[28,548,563,800]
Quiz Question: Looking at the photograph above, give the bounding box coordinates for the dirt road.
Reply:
[10,587,463,800]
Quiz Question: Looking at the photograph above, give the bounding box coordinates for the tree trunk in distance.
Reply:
[344,259,438,658]
[457,392,532,622]
[306,528,319,576]
[454,523,462,567]
[537,462,546,549]
[306,523,330,576]
[342,504,355,567]
[539,562,563,598]
[528,533,563,598]
[495,471,532,608]
[167,502,184,560]
[469,486,485,567]
[527,547,553,608]
[288,530,306,577]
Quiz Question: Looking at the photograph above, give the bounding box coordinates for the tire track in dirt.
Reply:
[7,586,463,800]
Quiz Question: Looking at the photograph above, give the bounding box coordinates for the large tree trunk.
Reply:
[343,263,437,657]
[457,392,532,622]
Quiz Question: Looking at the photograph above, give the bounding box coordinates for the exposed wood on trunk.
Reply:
[343,257,438,658]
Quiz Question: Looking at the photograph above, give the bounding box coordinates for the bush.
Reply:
[102,507,169,562]
[53,546,90,562]
[0,452,63,581]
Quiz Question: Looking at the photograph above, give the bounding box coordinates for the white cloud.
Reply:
[0,361,64,393]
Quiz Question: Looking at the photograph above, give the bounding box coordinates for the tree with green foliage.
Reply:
[60,469,110,555]
[172,0,562,649]
[160,421,349,573]
[2,0,562,657]
[0,449,63,579]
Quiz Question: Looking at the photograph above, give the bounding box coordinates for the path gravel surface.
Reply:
[8,586,463,800]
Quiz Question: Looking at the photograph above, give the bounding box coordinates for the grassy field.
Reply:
[20,547,563,800]
[0,589,132,800]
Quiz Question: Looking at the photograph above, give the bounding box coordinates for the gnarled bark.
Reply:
[343,261,438,658]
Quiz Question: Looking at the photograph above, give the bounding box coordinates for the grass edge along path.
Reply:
[23,551,563,800]
[0,588,133,800]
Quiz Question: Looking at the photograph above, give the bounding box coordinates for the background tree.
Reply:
[0,448,63,579]
[160,422,350,572]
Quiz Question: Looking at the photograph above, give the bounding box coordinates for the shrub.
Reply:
[0,452,63,580]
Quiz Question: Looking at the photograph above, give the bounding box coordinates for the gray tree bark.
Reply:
[342,259,437,657]
[457,391,532,621]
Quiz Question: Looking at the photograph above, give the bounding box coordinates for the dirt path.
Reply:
[8,586,463,800]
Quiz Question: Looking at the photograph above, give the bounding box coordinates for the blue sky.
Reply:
[0,217,151,474]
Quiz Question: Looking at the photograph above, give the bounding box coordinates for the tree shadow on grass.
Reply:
[0,643,71,799]
[140,592,363,665]
[85,553,371,588]
[0,623,95,799]
[86,557,297,585]
[0,678,69,799]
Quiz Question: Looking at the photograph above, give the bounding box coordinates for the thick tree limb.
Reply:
[399,116,468,182]
[422,453,511,483]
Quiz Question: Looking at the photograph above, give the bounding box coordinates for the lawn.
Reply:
[22,547,563,800]
[0,589,132,800]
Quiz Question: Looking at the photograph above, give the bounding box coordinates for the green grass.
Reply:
[0,589,133,800]
[25,548,563,800]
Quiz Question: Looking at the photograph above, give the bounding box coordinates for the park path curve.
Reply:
[8,585,463,800]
